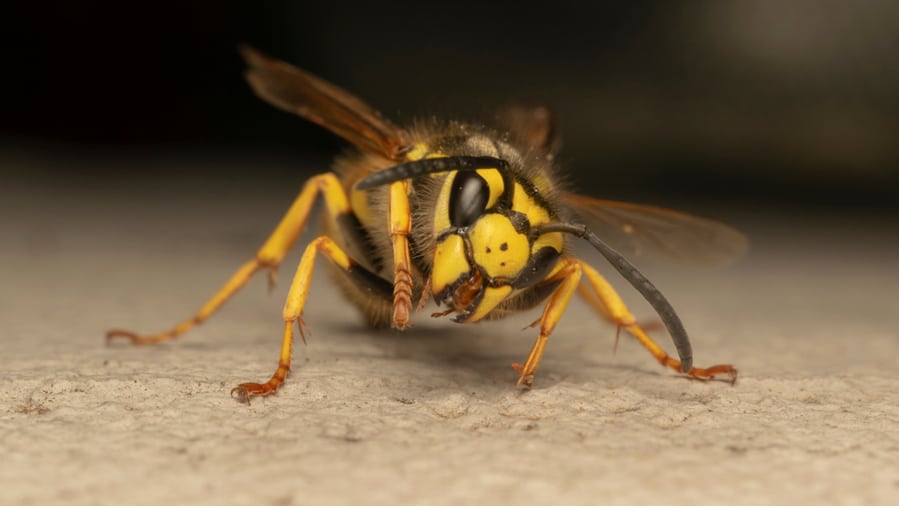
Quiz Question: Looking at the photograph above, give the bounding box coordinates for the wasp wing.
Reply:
[495,105,560,156]
[562,193,749,266]
[240,45,410,161]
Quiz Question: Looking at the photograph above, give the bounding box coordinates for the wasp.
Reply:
[107,46,746,403]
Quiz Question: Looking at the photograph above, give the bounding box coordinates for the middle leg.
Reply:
[231,235,393,403]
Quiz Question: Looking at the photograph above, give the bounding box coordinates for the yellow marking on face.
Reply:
[532,231,564,256]
[462,285,512,322]
[476,168,504,211]
[512,182,551,226]
[430,234,470,296]
[468,214,529,280]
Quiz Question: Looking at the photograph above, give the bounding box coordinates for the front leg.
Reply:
[513,259,583,387]
[388,180,414,329]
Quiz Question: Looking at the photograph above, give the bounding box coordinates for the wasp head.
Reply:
[430,169,533,322]
[354,152,564,324]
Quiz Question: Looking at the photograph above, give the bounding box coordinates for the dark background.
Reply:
[4,1,898,216]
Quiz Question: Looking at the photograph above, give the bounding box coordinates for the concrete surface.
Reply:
[2,153,898,505]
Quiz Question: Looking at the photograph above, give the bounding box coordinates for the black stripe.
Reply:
[354,156,509,190]
[337,212,384,273]
[345,262,394,301]
[511,247,561,289]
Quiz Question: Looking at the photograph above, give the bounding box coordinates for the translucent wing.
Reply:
[562,193,749,266]
[495,105,560,155]
[240,45,411,161]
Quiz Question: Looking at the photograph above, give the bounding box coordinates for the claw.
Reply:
[511,362,535,388]
[105,328,174,346]
[231,382,278,404]
[105,329,139,344]
[685,364,738,385]
[230,385,252,404]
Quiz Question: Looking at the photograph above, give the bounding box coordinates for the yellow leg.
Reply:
[231,235,356,402]
[513,259,583,387]
[577,261,737,383]
[577,283,619,325]
[107,173,351,345]
[388,180,413,329]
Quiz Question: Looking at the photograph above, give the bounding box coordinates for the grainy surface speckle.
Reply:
[2,155,898,506]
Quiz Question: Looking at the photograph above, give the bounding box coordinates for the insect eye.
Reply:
[449,171,489,228]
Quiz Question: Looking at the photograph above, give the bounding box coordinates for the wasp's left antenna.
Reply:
[354,156,509,190]
[533,222,694,372]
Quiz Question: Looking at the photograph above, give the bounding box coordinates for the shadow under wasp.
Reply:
[107,46,747,403]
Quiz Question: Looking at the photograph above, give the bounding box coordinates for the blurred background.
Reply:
[3,0,898,220]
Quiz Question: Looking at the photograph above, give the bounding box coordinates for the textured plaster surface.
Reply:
[2,159,897,505]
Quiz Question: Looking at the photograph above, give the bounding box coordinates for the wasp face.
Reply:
[430,169,533,322]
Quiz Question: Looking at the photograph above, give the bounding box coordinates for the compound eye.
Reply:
[449,171,489,228]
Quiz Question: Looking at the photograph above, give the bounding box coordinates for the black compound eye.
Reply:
[449,171,489,228]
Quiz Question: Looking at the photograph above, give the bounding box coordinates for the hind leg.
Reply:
[107,173,353,345]
[577,261,736,382]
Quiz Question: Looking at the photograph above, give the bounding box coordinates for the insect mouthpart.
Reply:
[433,268,485,320]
